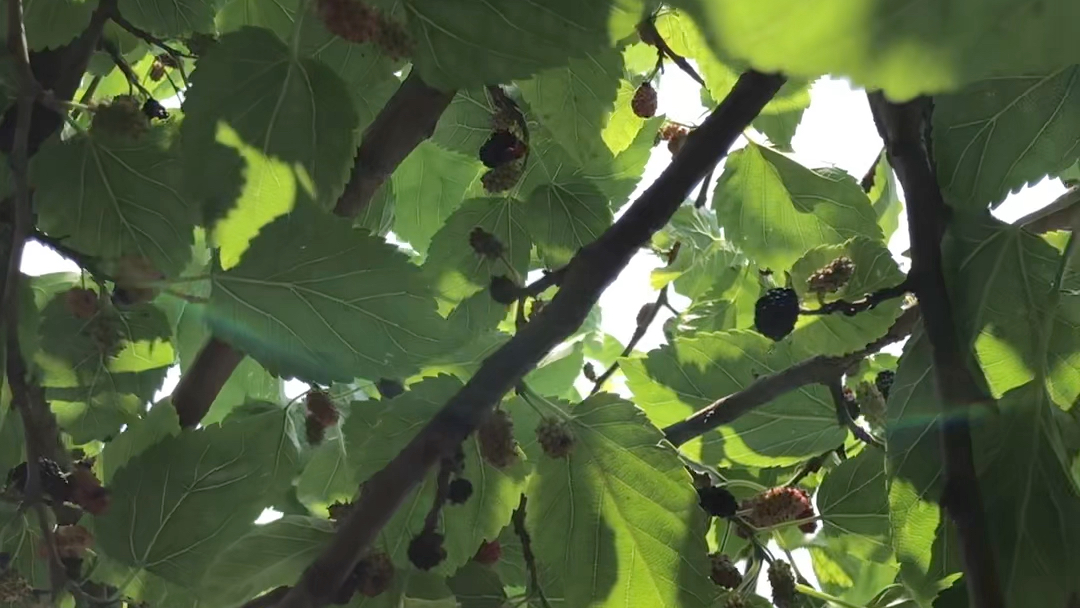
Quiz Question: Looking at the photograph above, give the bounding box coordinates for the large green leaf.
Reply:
[202,516,333,606]
[624,330,845,466]
[431,88,497,158]
[516,46,630,167]
[942,213,1080,408]
[524,393,715,608]
[30,123,197,279]
[342,375,528,575]
[0,0,97,50]
[98,400,181,484]
[423,197,533,303]
[934,66,1080,210]
[866,151,903,242]
[94,405,299,584]
[393,0,641,90]
[391,142,482,255]
[787,238,906,356]
[670,0,1080,100]
[813,450,899,606]
[118,0,215,36]
[525,181,612,267]
[208,203,449,385]
[714,143,883,273]
[181,27,359,265]
[296,424,356,512]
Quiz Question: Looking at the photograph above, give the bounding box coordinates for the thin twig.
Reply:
[512,496,552,608]
[827,378,884,449]
[100,38,151,98]
[523,267,566,298]
[638,19,706,88]
[867,92,1003,608]
[694,167,714,209]
[784,449,837,487]
[662,306,918,447]
[589,286,669,395]
[110,13,195,59]
[274,69,787,608]
[800,280,911,317]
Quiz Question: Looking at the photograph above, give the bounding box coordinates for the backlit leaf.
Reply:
[392,142,482,254]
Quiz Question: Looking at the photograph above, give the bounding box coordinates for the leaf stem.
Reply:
[795,583,868,608]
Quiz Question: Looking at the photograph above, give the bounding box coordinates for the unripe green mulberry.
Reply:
[91,95,149,141]
[807,256,855,295]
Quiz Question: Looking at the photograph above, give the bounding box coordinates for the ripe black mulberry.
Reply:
[479,130,526,169]
[875,370,895,400]
[447,478,473,504]
[697,485,737,518]
[489,275,520,305]
[407,529,446,570]
[376,378,404,399]
[753,288,800,341]
[469,227,505,260]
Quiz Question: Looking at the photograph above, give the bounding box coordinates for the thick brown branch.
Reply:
[171,337,245,428]
[662,306,917,447]
[275,70,786,608]
[867,93,1003,608]
[1014,185,1080,234]
[333,71,455,217]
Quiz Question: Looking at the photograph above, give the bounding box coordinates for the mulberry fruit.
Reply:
[631,83,658,118]
[807,256,855,295]
[447,478,473,505]
[668,129,689,156]
[407,529,446,570]
[53,525,94,559]
[0,571,32,604]
[473,539,501,566]
[842,386,860,420]
[489,275,520,305]
[6,457,72,503]
[636,302,656,327]
[754,288,800,341]
[856,381,887,429]
[306,391,340,427]
[583,362,598,382]
[479,130,526,169]
[112,255,164,306]
[768,560,797,608]
[709,553,742,589]
[739,487,816,535]
[69,466,110,515]
[64,287,99,319]
[316,0,411,59]
[469,227,505,260]
[91,95,149,140]
[87,314,124,357]
[305,416,327,445]
[657,123,686,142]
[697,485,737,518]
[141,98,169,120]
[875,370,895,400]
[355,551,395,597]
[480,161,524,193]
[535,417,574,459]
[723,594,747,608]
[376,378,404,399]
[327,500,354,522]
[478,408,518,469]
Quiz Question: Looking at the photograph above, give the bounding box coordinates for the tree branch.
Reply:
[333,71,455,217]
[171,337,246,428]
[662,305,918,447]
[589,285,669,395]
[867,93,1003,608]
[827,377,883,449]
[512,496,551,608]
[274,69,787,608]
[1013,185,1080,234]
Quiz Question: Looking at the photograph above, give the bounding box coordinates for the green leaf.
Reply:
[202,516,333,606]
[431,88,497,157]
[118,0,214,36]
[813,450,899,606]
[0,0,97,50]
[296,425,356,512]
[98,400,181,484]
[942,213,1080,408]
[208,203,449,385]
[524,394,715,608]
[0,503,48,588]
[447,561,508,608]
[525,181,612,266]
[395,0,636,90]
[516,46,630,167]
[788,238,906,356]
[624,330,845,466]
[715,143,883,273]
[30,123,197,279]
[391,142,482,254]
[423,197,532,303]
[670,0,1080,100]
[355,182,396,237]
[343,375,528,575]
[523,341,584,399]
[181,27,359,264]
[934,66,1080,210]
[94,405,299,584]
[753,107,806,152]
[866,151,903,242]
